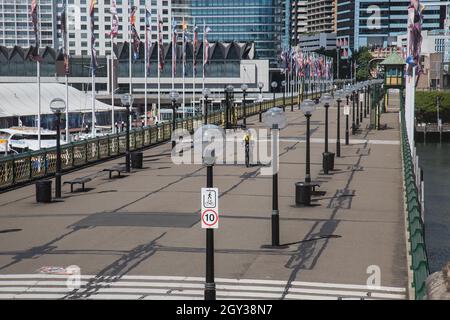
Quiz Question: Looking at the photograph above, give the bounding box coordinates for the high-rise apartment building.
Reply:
[307,0,335,34]
[0,0,58,48]
[291,0,307,45]
[336,0,443,57]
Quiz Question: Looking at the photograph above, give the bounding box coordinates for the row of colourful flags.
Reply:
[281,47,334,81]
[31,1,214,79]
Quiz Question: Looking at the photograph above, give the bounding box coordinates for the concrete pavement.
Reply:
[0,104,409,300]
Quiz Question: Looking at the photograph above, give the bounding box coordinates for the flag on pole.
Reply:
[108,0,119,38]
[145,6,151,74]
[30,0,42,61]
[89,0,98,75]
[172,18,177,76]
[203,23,211,74]
[182,18,188,76]
[60,2,69,74]
[158,14,164,71]
[130,6,140,61]
[193,21,198,76]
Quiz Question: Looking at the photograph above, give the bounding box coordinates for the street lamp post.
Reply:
[203,88,211,125]
[271,81,278,109]
[196,124,224,300]
[281,80,286,112]
[335,90,344,157]
[320,93,335,174]
[225,85,234,129]
[363,82,367,119]
[263,107,287,247]
[301,99,316,183]
[50,98,66,199]
[258,82,264,122]
[241,84,248,127]
[352,88,356,135]
[169,90,180,149]
[121,93,134,173]
[344,88,352,144]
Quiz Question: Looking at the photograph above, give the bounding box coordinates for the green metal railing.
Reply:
[399,97,430,300]
[0,95,294,190]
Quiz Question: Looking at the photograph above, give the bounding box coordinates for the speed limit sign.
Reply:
[201,188,219,229]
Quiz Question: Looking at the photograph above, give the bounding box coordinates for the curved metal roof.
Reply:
[0,83,116,117]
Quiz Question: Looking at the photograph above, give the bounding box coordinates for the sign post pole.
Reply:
[202,167,218,300]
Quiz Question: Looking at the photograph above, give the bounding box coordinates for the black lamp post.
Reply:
[258,82,264,122]
[301,99,316,183]
[50,98,66,199]
[271,81,278,109]
[169,90,180,149]
[203,88,211,125]
[241,84,248,127]
[225,85,234,129]
[121,93,134,173]
[352,89,356,135]
[363,82,367,119]
[320,93,335,174]
[281,80,286,112]
[197,124,223,300]
[335,90,344,158]
[262,107,287,248]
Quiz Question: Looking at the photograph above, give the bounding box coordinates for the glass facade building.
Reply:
[186,0,283,66]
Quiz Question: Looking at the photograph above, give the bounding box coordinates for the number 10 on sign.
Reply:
[201,188,219,229]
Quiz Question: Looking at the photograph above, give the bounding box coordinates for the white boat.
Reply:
[0,127,64,154]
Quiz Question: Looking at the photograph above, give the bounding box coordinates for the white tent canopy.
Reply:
[0,83,117,117]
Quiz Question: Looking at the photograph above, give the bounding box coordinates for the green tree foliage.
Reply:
[415,91,450,123]
[352,47,373,81]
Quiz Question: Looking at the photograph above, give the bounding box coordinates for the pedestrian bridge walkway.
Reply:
[0,98,415,300]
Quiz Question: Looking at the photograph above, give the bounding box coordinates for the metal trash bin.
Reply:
[295,182,312,206]
[131,151,143,169]
[322,152,335,174]
[36,180,52,203]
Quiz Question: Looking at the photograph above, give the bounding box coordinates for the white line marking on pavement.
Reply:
[0,274,407,300]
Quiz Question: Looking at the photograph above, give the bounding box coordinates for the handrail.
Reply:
[0,91,311,190]
[399,94,430,300]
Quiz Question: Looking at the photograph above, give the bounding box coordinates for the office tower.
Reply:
[336,0,443,57]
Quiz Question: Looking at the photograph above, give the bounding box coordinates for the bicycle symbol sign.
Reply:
[201,188,219,229]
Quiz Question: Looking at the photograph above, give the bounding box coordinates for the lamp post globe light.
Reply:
[241,84,249,127]
[334,90,345,157]
[194,124,225,300]
[121,93,134,173]
[271,81,278,109]
[169,90,180,149]
[50,98,66,199]
[319,93,335,174]
[262,107,287,248]
[281,80,286,112]
[258,82,264,122]
[202,88,211,125]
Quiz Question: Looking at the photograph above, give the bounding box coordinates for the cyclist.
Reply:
[243,130,252,168]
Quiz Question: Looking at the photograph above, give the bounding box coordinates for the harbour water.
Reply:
[417,142,450,272]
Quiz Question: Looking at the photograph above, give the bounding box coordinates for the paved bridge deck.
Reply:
[0,105,409,300]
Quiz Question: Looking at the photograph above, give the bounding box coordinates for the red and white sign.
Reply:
[201,188,219,229]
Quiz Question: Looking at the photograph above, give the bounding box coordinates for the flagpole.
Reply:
[202,21,205,115]
[90,0,96,138]
[157,13,161,120]
[192,18,196,116]
[37,60,41,149]
[129,3,132,98]
[64,0,69,142]
[144,4,148,127]
[182,19,185,119]
[111,49,115,133]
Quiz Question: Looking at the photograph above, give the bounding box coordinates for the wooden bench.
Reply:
[63,176,93,193]
[103,165,127,179]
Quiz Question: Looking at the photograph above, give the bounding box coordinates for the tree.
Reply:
[352,47,373,81]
